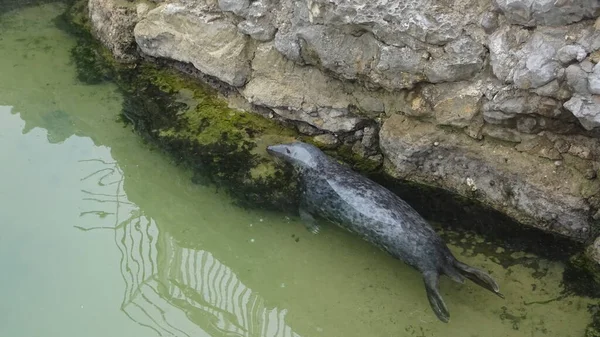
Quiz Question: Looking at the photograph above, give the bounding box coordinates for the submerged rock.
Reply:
[89,0,140,62]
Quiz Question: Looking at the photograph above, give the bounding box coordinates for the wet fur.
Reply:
[267,142,503,322]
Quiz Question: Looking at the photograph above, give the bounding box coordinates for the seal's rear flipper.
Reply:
[454,260,504,299]
[423,272,450,323]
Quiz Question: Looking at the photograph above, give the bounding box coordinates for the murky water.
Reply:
[0,3,595,337]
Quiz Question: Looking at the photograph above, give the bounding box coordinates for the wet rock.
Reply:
[313,134,339,148]
[494,0,600,26]
[588,237,600,269]
[380,114,595,241]
[89,0,139,62]
[134,3,252,87]
[361,126,379,150]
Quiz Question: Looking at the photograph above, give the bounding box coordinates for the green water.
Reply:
[0,3,595,337]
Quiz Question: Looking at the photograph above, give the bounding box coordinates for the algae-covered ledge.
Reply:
[57,0,600,302]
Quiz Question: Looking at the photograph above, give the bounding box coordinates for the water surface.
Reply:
[0,4,595,337]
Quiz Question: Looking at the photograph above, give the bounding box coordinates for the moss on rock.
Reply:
[118,63,300,210]
[59,0,301,212]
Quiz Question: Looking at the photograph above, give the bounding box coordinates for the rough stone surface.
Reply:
[88,0,600,245]
[564,95,600,130]
[494,0,600,27]
[134,3,252,87]
[218,0,249,16]
[237,19,276,42]
[380,114,597,241]
[89,0,140,62]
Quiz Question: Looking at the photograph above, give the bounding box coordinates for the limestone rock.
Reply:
[302,0,490,47]
[489,24,598,96]
[218,0,249,16]
[482,125,525,143]
[380,114,595,241]
[421,81,484,128]
[295,26,380,81]
[237,19,277,41]
[89,0,140,62]
[494,0,600,27]
[589,63,600,95]
[515,136,562,160]
[483,88,562,118]
[273,0,491,90]
[134,3,252,87]
[566,64,591,95]
[371,45,426,90]
[557,45,587,64]
[564,94,600,130]
[424,36,486,83]
[241,43,366,133]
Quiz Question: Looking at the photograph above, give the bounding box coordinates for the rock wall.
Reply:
[86,0,600,244]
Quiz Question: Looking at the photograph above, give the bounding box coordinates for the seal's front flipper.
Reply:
[454,260,504,299]
[299,207,320,234]
[423,272,450,323]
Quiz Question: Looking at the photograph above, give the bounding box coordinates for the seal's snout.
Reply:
[266,144,283,156]
[266,144,291,160]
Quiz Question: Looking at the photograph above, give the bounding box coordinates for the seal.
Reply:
[267,141,504,323]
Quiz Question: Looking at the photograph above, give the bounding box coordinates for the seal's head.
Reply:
[266,141,324,170]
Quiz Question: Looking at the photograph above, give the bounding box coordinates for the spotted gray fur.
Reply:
[267,141,504,323]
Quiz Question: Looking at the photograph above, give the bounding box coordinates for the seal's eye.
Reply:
[285,148,291,154]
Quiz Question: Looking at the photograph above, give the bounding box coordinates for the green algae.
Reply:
[57,0,301,211]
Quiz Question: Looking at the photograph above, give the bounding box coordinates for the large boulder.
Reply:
[134,2,253,87]
[380,114,599,241]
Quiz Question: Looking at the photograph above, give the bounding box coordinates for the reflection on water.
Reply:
[0,3,597,337]
[77,157,300,337]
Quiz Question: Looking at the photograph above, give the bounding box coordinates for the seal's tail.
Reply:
[453,260,505,299]
[423,272,450,323]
